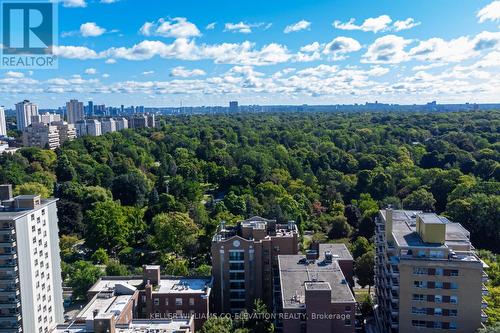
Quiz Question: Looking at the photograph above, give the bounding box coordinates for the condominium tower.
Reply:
[15,100,38,131]
[66,99,84,124]
[211,216,299,313]
[0,185,64,333]
[374,209,488,333]
[0,107,6,136]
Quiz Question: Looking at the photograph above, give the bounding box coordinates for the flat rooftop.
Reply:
[278,255,355,309]
[384,210,472,249]
[89,276,211,295]
[213,216,298,242]
[53,319,192,333]
[0,197,57,220]
[318,243,353,260]
[77,294,133,320]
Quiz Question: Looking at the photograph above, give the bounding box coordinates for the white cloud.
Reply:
[362,35,411,63]
[170,66,207,78]
[478,1,500,23]
[105,58,117,64]
[85,68,97,75]
[53,45,100,59]
[224,22,269,33]
[333,15,392,33]
[139,17,201,38]
[323,36,362,60]
[394,18,421,31]
[284,20,311,33]
[102,73,110,78]
[100,0,117,3]
[80,22,106,37]
[206,22,216,30]
[142,71,155,75]
[300,42,321,53]
[61,0,86,7]
[5,71,24,78]
[412,63,448,71]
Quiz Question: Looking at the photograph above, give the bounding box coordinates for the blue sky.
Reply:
[1,0,500,108]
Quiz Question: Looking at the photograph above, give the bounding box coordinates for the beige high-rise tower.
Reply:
[374,209,488,333]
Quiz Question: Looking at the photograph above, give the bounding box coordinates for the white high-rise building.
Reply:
[75,119,102,137]
[101,118,116,134]
[66,99,84,124]
[115,117,128,131]
[15,100,38,131]
[0,185,64,333]
[0,107,6,136]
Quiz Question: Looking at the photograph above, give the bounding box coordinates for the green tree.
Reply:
[201,317,233,333]
[327,215,352,239]
[150,212,199,255]
[111,172,149,206]
[91,248,109,265]
[403,188,436,211]
[355,251,375,293]
[351,237,372,260]
[67,260,103,300]
[14,182,51,198]
[105,260,130,276]
[160,253,189,276]
[55,154,76,182]
[85,201,130,252]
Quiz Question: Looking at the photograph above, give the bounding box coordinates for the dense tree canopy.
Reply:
[0,111,498,299]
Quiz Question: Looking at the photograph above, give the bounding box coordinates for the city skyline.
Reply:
[0,0,498,108]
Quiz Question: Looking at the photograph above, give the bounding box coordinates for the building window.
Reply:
[344,319,351,326]
[165,298,169,306]
[153,298,159,306]
[450,309,458,317]
[450,270,459,276]
[413,267,427,275]
[450,296,458,304]
[412,320,426,327]
[411,307,426,315]
[412,294,424,301]
[175,298,182,306]
[434,308,442,316]
[435,268,443,275]
[435,295,442,303]
[229,251,244,261]
[229,262,245,271]
[189,298,195,306]
[435,281,443,289]
[413,281,426,288]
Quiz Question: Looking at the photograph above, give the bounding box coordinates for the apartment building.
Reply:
[15,100,38,131]
[374,209,488,333]
[277,243,356,333]
[51,121,76,144]
[32,113,61,125]
[211,216,299,314]
[101,118,117,134]
[75,119,102,137]
[0,185,64,333]
[115,117,128,131]
[0,107,7,136]
[66,99,84,124]
[22,122,60,150]
[54,265,211,332]
[128,114,155,129]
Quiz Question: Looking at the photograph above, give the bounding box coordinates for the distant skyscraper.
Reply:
[87,101,94,116]
[16,100,38,130]
[66,99,84,124]
[0,107,6,136]
[229,101,239,112]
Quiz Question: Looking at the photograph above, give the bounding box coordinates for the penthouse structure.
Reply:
[0,185,63,333]
[374,209,488,333]
[59,265,212,331]
[277,243,356,333]
[211,216,299,313]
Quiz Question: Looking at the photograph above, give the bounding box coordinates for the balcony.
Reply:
[483,272,489,283]
[0,229,14,236]
[482,299,488,309]
[481,311,488,323]
[0,299,20,309]
[482,284,489,296]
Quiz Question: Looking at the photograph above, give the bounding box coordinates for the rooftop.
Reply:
[53,319,193,333]
[212,216,298,242]
[0,197,57,220]
[278,254,355,309]
[89,276,211,295]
